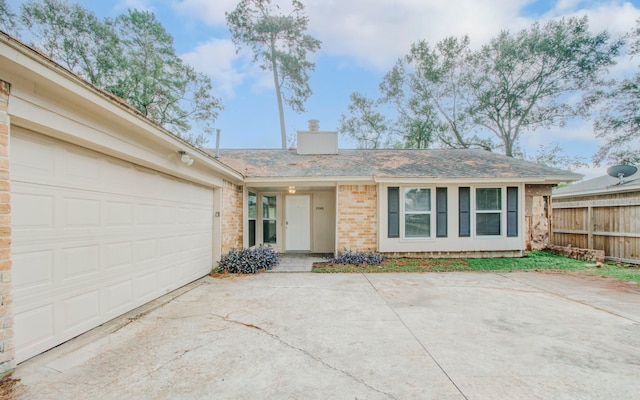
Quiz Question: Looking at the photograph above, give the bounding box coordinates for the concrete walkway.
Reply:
[9,272,640,399]
[269,253,326,272]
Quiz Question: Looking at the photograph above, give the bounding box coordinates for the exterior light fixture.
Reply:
[178,150,194,166]
[288,186,296,194]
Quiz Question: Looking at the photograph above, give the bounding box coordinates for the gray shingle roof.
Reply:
[207,148,580,181]
[553,170,640,197]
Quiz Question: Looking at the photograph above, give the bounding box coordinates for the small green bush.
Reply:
[216,245,280,274]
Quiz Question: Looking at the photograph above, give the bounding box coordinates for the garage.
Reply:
[11,128,215,363]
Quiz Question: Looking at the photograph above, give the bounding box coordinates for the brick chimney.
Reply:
[297,119,338,155]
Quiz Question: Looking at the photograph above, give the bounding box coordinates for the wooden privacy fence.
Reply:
[551,192,640,264]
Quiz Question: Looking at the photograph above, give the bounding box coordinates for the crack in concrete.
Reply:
[360,274,469,400]
[212,313,397,399]
[137,342,210,381]
[497,273,640,324]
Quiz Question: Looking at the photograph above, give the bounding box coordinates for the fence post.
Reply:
[587,206,594,249]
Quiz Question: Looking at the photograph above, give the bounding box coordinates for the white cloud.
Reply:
[115,0,156,12]
[181,38,245,97]
[172,0,240,25]
[303,0,533,69]
[554,0,584,13]
[171,1,640,72]
[175,0,640,93]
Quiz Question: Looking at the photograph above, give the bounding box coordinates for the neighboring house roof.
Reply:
[553,170,640,198]
[210,148,581,182]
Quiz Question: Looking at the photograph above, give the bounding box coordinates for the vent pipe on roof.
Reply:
[215,129,221,158]
[308,119,319,132]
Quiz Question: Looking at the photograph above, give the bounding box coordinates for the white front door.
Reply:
[285,195,311,251]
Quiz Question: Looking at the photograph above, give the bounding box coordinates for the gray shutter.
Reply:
[436,187,447,237]
[459,187,470,237]
[388,187,400,238]
[507,186,518,237]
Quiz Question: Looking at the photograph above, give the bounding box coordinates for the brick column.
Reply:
[221,180,243,253]
[0,80,13,377]
[337,185,378,251]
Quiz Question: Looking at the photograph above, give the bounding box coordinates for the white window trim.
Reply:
[401,186,434,240]
[260,193,280,246]
[474,187,506,238]
[248,191,257,247]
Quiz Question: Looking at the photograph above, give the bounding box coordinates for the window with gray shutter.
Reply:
[459,187,470,237]
[507,186,518,237]
[436,187,447,237]
[388,187,399,238]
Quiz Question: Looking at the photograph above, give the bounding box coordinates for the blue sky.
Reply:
[11,0,640,178]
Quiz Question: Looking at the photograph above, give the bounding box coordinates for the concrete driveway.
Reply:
[11,271,640,399]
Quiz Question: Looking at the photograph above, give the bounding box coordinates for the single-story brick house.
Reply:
[0,32,581,374]
[212,124,581,257]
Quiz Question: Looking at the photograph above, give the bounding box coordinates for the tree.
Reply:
[377,60,439,149]
[591,19,640,166]
[340,17,619,160]
[108,10,221,146]
[226,0,321,149]
[339,38,468,150]
[524,144,587,170]
[339,92,392,149]
[20,0,120,87]
[470,17,620,156]
[0,0,18,35]
[381,36,494,150]
[20,2,222,147]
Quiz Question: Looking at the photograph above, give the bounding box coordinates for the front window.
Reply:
[404,188,431,238]
[262,195,277,244]
[476,188,501,236]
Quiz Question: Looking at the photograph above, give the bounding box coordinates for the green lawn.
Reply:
[312,251,640,284]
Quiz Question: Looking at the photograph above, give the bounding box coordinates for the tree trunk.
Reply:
[504,135,514,157]
[270,46,287,149]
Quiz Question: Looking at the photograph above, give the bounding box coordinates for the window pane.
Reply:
[263,220,277,243]
[476,188,501,210]
[405,188,431,212]
[476,213,501,235]
[249,220,256,247]
[405,214,430,237]
[262,195,276,219]
[248,192,257,219]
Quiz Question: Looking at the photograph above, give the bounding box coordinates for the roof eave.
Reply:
[243,174,580,185]
[554,183,640,198]
[1,32,245,185]
[244,176,375,186]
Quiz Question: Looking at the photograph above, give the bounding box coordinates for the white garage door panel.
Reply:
[12,128,215,363]
[14,305,54,350]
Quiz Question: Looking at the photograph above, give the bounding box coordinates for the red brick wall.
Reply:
[0,80,14,376]
[337,185,377,251]
[221,180,243,253]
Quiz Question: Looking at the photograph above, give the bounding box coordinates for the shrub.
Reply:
[216,245,280,274]
[327,249,384,266]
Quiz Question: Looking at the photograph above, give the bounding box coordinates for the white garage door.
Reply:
[11,128,214,363]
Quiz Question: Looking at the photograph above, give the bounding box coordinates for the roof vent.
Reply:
[607,165,638,185]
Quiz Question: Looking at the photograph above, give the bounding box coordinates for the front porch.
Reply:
[245,185,337,254]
